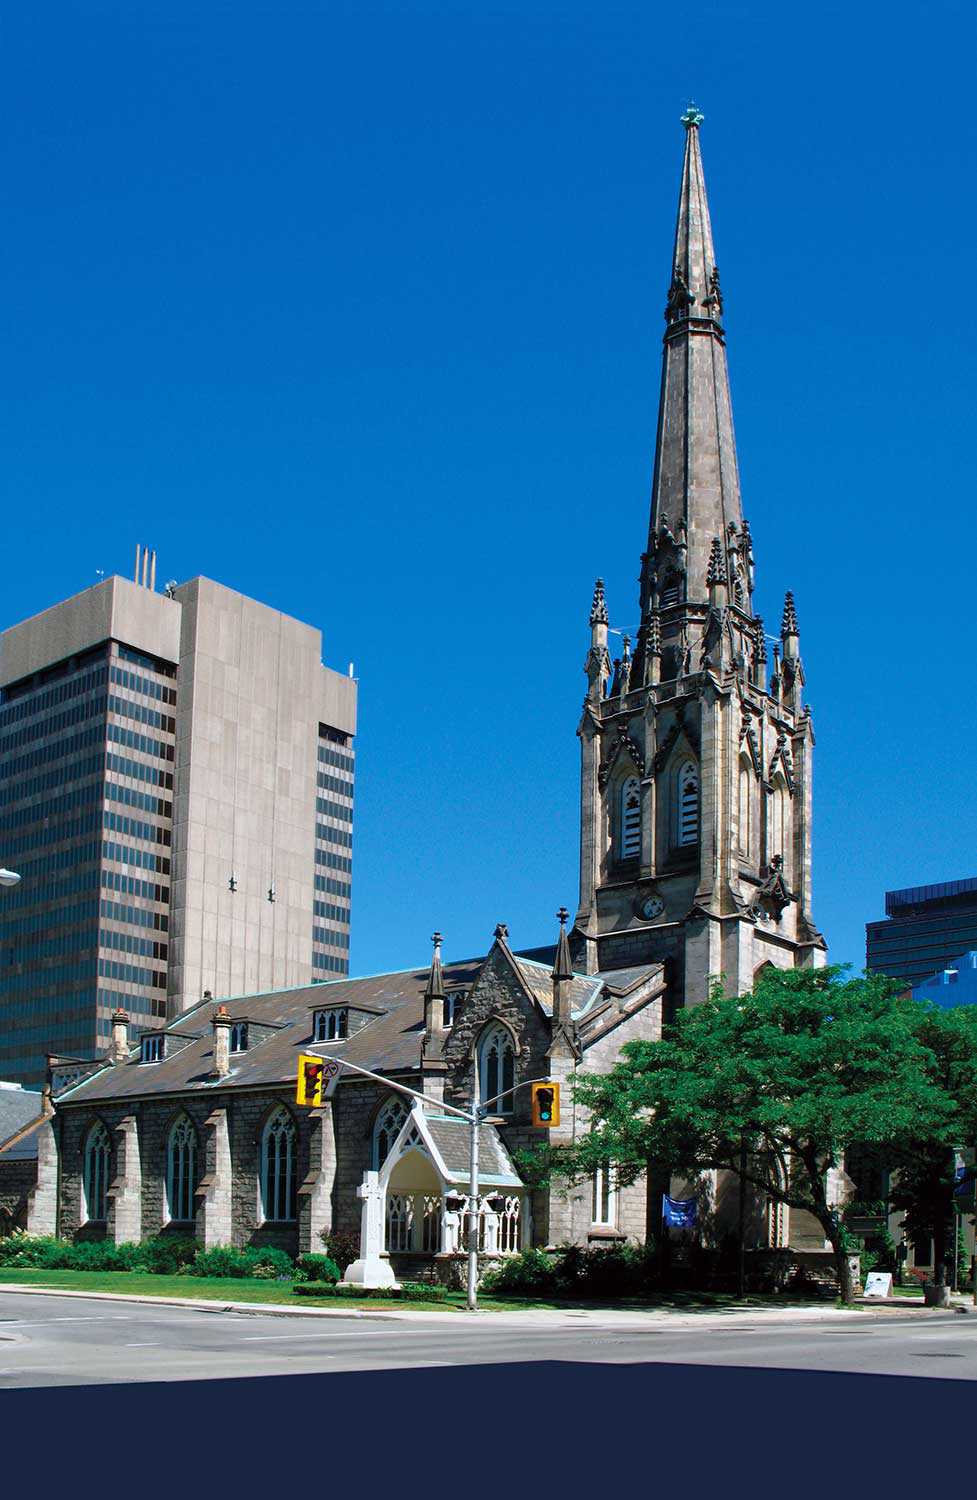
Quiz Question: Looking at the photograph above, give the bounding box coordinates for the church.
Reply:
[14,110,833,1280]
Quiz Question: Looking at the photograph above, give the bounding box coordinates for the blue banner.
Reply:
[662,1194,697,1228]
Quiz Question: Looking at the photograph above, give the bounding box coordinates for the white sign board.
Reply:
[862,1271,892,1299]
[321,1058,343,1099]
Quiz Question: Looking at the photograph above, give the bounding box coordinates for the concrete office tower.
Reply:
[0,559,356,1085]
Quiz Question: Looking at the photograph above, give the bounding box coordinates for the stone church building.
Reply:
[17,110,835,1277]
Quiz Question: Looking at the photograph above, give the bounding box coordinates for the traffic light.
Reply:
[531,1080,560,1128]
[296,1053,325,1106]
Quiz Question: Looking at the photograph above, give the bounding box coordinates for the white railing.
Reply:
[384,1192,521,1255]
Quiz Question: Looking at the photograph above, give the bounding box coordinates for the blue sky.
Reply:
[1,2,974,977]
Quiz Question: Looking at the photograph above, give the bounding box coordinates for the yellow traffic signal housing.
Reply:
[531,1080,560,1128]
[296,1053,325,1107]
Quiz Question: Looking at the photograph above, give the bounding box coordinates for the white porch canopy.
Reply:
[343,1102,528,1289]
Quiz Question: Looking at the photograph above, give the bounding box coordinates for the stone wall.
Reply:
[0,1159,37,1234]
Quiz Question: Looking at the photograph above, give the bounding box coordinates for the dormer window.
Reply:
[313,1007,348,1043]
[230,1022,249,1053]
[443,991,466,1028]
[141,1032,165,1064]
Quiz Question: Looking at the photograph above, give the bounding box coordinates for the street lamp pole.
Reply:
[467,1070,480,1312]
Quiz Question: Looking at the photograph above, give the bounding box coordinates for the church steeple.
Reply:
[638,106,748,650]
[574,107,825,986]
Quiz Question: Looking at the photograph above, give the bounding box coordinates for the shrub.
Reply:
[295,1254,340,1285]
[189,1245,296,1279]
[0,1233,69,1268]
[479,1249,558,1297]
[319,1230,359,1272]
[293,1281,449,1302]
[398,1281,449,1302]
[136,1236,198,1275]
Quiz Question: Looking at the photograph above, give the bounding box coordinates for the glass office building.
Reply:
[0,566,356,1085]
[865,877,977,987]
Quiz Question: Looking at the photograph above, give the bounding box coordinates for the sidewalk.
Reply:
[0,1281,961,1330]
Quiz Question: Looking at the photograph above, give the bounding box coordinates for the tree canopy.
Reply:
[541,966,977,1300]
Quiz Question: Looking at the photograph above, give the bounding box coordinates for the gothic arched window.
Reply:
[166,1115,198,1223]
[260,1107,297,1222]
[478,1022,515,1114]
[619,775,642,861]
[769,779,789,873]
[677,761,699,847]
[738,760,753,859]
[372,1095,409,1170]
[83,1121,110,1224]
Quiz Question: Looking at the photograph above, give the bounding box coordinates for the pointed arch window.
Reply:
[677,761,699,847]
[619,775,642,861]
[769,779,789,871]
[738,759,753,859]
[478,1023,515,1114]
[83,1121,110,1224]
[372,1095,409,1170]
[166,1116,198,1223]
[260,1107,297,1222]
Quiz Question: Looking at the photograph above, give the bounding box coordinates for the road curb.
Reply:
[0,1284,409,1322]
[0,1282,941,1330]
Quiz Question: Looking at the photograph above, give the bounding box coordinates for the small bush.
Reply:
[319,1230,359,1272]
[293,1281,449,1302]
[398,1281,449,1302]
[0,1234,65,1268]
[189,1245,296,1279]
[137,1237,198,1275]
[480,1249,558,1297]
[295,1254,340,1285]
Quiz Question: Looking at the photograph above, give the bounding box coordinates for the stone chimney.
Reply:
[212,1004,232,1078]
[110,1009,130,1065]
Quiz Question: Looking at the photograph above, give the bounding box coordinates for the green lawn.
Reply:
[0,1268,461,1311]
[0,1267,838,1314]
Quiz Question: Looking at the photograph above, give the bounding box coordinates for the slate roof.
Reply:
[0,1084,45,1159]
[424,1116,521,1186]
[0,1114,46,1161]
[54,948,664,1109]
[511,956,604,1019]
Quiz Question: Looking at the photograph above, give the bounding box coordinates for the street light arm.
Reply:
[307,1048,476,1123]
[478,1075,554,1114]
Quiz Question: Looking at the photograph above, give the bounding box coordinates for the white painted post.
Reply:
[343,1170,399,1289]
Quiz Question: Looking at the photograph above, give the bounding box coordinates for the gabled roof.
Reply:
[53,948,665,1108]
[0,1084,45,1157]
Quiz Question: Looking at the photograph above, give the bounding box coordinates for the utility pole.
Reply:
[737,1136,747,1300]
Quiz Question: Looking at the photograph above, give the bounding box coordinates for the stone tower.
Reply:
[573,106,826,999]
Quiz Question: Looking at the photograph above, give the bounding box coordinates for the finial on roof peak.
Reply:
[425,929,445,1002]
[589,577,608,627]
[681,101,704,129]
[552,907,574,983]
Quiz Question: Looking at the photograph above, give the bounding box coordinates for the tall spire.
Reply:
[642,108,747,620]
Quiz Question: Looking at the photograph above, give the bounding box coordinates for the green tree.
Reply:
[539,967,966,1302]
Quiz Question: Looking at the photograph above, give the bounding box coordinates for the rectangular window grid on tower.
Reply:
[312,723,354,977]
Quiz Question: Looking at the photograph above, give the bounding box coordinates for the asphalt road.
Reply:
[1,1293,976,1388]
